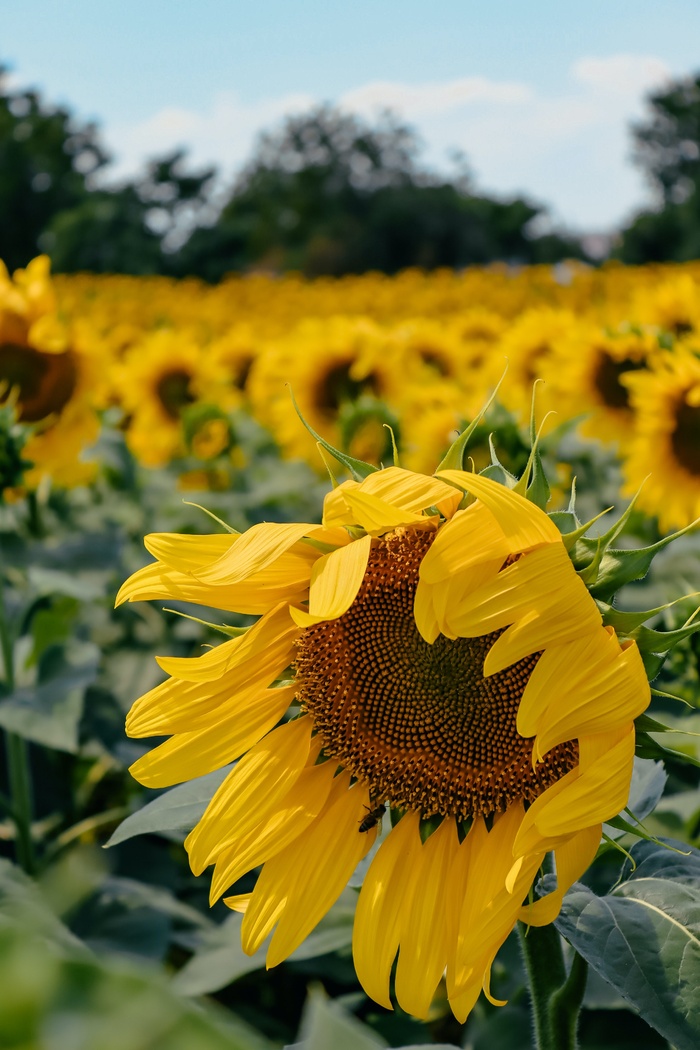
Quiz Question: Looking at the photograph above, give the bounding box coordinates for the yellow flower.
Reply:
[118,462,650,1021]
[622,346,700,531]
[0,256,100,489]
[541,324,660,445]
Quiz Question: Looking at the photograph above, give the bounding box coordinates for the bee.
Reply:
[358,802,386,834]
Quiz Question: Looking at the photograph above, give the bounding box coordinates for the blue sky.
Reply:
[5,2,700,232]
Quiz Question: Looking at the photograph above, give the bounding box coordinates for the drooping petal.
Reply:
[209,760,336,904]
[184,716,314,874]
[445,543,601,670]
[156,602,297,682]
[143,532,238,572]
[394,817,460,1019]
[340,487,432,536]
[436,469,561,547]
[359,466,462,519]
[290,534,372,627]
[448,805,544,1021]
[413,577,441,643]
[353,810,423,1010]
[115,549,317,614]
[418,503,510,584]
[194,521,321,584]
[264,777,375,967]
[513,726,635,856]
[128,685,297,789]
[518,629,650,762]
[518,823,601,927]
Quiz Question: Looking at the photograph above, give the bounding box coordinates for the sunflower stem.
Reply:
[0,571,36,874]
[517,919,583,1050]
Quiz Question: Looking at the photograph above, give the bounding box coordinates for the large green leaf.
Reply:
[554,841,700,1050]
[0,640,99,751]
[105,765,232,847]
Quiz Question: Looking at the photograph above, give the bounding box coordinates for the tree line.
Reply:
[2,64,699,278]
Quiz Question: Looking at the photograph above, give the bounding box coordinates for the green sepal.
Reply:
[631,616,700,655]
[596,592,700,635]
[634,730,700,770]
[650,686,693,708]
[436,367,506,472]
[480,462,519,488]
[181,501,238,535]
[588,518,700,600]
[605,814,660,845]
[513,385,551,510]
[383,423,400,467]
[161,607,249,638]
[289,386,376,481]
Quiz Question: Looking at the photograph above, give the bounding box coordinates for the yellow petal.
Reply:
[209,760,336,904]
[156,603,297,682]
[341,488,431,535]
[359,466,462,519]
[436,469,561,547]
[144,532,237,572]
[352,810,422,1010]
[413,578,441,644]
[518,824,601,927]
[418,503,510,584]
[195,521,321,584]
[290,534,372,627]
[514,727,635,856]
[322,482,358,528]
[264,778,375,967]
[128,685,297,790]
[394,817,460,1019]
[116,549,316,614]
[126,652,296,738]
[184,716,314,874]
[518,629,650,762]
[444,543,600,670]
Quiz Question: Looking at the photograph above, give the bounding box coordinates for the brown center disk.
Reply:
[0,342,78,423]
[671,397,700,476]
[295,527,578,819]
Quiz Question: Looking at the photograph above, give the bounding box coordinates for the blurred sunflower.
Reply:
[116,329,227,468]
[0,255,100,489]
[118,459,650,1021]
[247,316,404,466]
[496,308,577,420]
[622,345,700,530]
[543,325,660,445]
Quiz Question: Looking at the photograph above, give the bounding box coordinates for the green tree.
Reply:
[618,72,700,263]
[175,105,581,279]
[0,67,108,270]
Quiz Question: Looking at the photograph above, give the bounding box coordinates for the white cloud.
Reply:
[104,54,673,231]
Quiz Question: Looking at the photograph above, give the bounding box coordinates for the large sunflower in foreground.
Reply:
[118,454,652,1021]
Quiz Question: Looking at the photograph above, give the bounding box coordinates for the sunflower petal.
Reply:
[436,469,561,546]
[195,522,320,584]
[418,504,510,584]
[184,716,314,874]
[518,824,601,927]
[290,534,372,627]
[394,817,460,1019]
[359,466,462,519]
[353,810,422,1010]
[341,488,431,535]
[143,532,237,572]
[128,685,297,790]
[209,760,336,904]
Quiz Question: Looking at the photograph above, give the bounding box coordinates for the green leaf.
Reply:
[555,840,700,1050]
[590,519,700,600]
[0,641,99,752]
[105,766,232,847]
[293,989,389,1050]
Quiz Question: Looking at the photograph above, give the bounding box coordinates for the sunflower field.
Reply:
[2,253,700,1050]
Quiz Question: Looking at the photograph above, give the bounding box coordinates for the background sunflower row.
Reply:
[3,255,700,530]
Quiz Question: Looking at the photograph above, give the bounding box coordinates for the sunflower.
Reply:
[495,308,577,421]
[118,455,651,1022]
[246,316,405,467]
[0,255,100,489]
[115,329,227,468]
[622,345,700,531]
[541,324,660,445]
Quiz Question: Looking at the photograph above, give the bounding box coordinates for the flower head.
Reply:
[118,444,655,1021]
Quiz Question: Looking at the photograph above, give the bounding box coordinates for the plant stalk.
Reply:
[517,918,586,1050]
